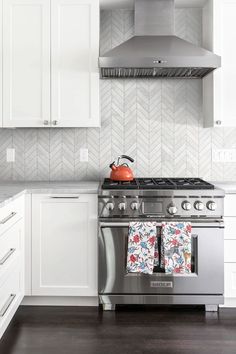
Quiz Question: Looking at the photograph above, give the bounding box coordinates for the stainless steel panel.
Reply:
[99,36,221,78]
[98,224,224,295]
[135,0,175,36]
[99,294,224,306]
[98,188,224,219]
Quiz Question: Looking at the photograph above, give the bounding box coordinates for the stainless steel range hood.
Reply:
[99,0,221,79]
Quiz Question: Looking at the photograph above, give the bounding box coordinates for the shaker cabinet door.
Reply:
[203,0,236,127]
[0,0,2,127]
[32,194,97,296]
[2,0,51,127]
[51,0,100,127]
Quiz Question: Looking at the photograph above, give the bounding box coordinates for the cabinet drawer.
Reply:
[225,195,236,216]
[0,267,21,324]
[224,263,236,298]
[224,240,236,262]
[0,199,23,236]
[224,217,236,239]
[0,221,22,278]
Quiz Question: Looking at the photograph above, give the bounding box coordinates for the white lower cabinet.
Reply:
[223,194,236,307]
[32,194,97,296]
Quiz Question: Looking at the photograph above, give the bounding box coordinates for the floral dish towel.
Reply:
[161,222,192,274]
[126,222,157,274]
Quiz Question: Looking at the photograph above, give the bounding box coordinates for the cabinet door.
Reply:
[51,0,100,127]
[0,0,2,127]
[203,0,236,127]
[2,0,50,127]
[32,194,97,296]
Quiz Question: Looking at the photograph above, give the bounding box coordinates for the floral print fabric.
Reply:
[161,222,192,274]
[126,222,192,275]
[126,222,157,274]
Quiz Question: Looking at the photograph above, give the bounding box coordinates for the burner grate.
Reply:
[102,178,138,189]
[101,177,215,190]
[171,178,214,190]
[138,178,175,189]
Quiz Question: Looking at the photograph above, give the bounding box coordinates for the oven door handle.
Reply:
[100,222,161,227]
[99,221,224,228]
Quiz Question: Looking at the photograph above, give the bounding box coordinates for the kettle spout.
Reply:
[109,162,117,171]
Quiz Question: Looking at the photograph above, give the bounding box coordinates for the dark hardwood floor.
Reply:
[0,305,236,354]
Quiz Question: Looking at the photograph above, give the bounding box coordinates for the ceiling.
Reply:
[100,0,208,9]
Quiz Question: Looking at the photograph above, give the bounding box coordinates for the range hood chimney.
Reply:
[99,0,221,79]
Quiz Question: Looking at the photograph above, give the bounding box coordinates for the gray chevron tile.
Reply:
[149,80,162,177]
[62,129,75,181]
[0,129,13,180]
[37,129,50,181]
[87,128,100,181]
[12,129,25,181]
[111,80,125,159]
[49,129,63,181]
[75,128,87,181]
[136,80,149,176]
[100,10,112,55]
[24,129,37,181]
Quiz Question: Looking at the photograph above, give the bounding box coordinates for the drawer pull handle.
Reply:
[0,294,16,317]
[0,248,16,265]
[49,196,80,199]
[0,212,17,225]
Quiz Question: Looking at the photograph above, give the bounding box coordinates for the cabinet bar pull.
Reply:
[0,212,17,225]
[0,248,16,265]
[49,196,79,199]
[0,294,16,317]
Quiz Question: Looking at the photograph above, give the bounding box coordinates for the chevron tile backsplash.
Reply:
[0,8,236,182]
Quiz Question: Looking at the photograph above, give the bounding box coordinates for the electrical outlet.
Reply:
[80,148,89,162]
[212,148,236,163]
[6,148,15,162]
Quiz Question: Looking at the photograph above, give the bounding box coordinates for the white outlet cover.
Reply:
[80,148,89,162]
[6,148,15,162]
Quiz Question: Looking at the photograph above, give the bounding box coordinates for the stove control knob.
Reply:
[207,201,217,211]
[167,204,178,215]
[106,202,115,211]
[118,197,126,211]
[194,201,204,211]
[118,202,126,211]
[182,201,191,211]
[131,202,139,211]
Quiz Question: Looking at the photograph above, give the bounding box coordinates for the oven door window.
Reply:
[125,226,198,275]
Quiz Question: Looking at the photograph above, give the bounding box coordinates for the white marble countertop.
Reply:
[212,182,236,194]
[0,181,100,208]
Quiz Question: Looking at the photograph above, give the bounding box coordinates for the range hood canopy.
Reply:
[99,0,221,79]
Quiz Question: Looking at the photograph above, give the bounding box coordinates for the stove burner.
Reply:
[102,178,138,189]
[102,177,215,190]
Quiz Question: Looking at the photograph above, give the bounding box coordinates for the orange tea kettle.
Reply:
[109,155,134,181]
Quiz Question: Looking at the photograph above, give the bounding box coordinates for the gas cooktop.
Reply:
[102,178,215,190]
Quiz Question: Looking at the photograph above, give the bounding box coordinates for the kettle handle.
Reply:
[120,155,134,163]
[109,161,116,170]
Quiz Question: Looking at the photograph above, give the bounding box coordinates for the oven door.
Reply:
[98,221,224,295]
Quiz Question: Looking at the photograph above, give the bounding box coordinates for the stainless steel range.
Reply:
[98,178,225,311]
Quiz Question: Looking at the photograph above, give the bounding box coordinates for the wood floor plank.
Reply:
[0,306,236,354]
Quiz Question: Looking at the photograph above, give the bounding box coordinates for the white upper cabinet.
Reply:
[2,0,100,128]
[203,0,236,127]
[0,0,2,128]
[2,0,51,127]
[51,0,100,127]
